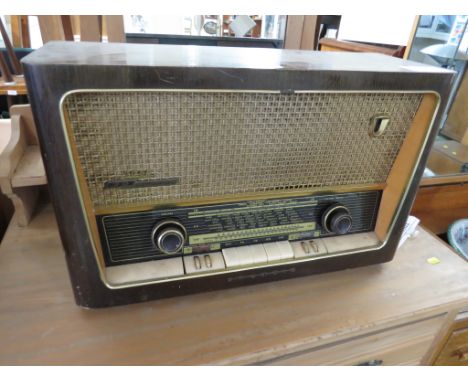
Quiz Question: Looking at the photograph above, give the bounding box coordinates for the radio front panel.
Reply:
[98,190,381,266]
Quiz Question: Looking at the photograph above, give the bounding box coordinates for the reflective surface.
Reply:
[408,15,468,179]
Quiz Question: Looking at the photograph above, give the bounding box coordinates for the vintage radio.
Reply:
[23,42,453,308]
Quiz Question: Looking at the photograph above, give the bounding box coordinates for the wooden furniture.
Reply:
[414,140,468,235]
[38,16,74,43]
[0,17,27,98]
[0,17,22,75]
[0,203,467,365]
[284,16,341,51]
[411,181,468,235]
[284,16,319,50]
[319,38,404,57]
[441,69,468,145]
[9,16,31,48]
[0,119,13,237]
[0,105,46,226]
[38,15,125,43]
[23,42,451,307]
[0,75,27,96]
[126,33,283,48]
[429,309,468,365]
[427,140,468,175]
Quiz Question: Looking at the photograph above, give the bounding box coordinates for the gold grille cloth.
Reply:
[62,91,422,208]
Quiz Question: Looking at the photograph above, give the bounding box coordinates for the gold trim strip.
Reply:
[94,183,386,215]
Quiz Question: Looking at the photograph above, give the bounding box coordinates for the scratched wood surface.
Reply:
[0,203,468,365]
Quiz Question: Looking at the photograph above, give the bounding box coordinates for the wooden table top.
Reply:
[1,203,468,365]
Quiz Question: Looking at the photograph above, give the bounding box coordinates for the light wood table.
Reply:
[1,203,468,365]
[0,75,27,96]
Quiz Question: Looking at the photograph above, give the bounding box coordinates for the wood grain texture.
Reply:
[79,16,102,42]
[10,104,37,145]
[0,120,13,237]
[434,319,468,365]
[0,17,22,74]
[0,49,13,83]
[427,148,465,175]
[0,75,27,95]
[403,16,421,60]
[375,94,438,240]
[22,42,455,307]
[60,16,74,41]
[0,107,42,227]
[10,16,22,47]
[300,16,319,50]
[265,315,446,365]
[284,16,304,50]
[426,140,468,176]
[441,71,468,145]
[20,16,31,48]
[319,38,398,55]
[38,16,65,43]
[422,309,462,364]
[420,174,468,186]
[0,114,27,193]
[411,183,468,234]
[0,204,467,365]
[67,16,80,37]
[8,186,38,227]
[11,145,46,187]
[103,16,125,43]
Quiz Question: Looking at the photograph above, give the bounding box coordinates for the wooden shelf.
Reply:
[11,145,46,187]
[319,38,400,55]
[0,75,27,96]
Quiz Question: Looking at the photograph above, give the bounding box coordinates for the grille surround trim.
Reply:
[57,89,441,290]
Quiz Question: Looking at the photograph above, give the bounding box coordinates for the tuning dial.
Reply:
[151,220,187,255]
[321,204,353,235]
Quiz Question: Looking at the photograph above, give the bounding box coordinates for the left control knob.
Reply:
[152,220,187,255]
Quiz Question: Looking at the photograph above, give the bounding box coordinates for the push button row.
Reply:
[107,233,380,285]
[184,239,330,274]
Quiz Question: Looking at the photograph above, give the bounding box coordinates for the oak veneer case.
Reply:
[22,41,454,308]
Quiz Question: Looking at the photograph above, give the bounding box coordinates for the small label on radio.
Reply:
[104,177,180,189]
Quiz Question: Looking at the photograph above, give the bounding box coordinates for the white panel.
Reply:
[222,244,268,268]
[263,241,294,262]
[338,15,416,46]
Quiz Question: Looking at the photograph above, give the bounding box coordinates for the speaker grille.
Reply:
[62,91,422,208]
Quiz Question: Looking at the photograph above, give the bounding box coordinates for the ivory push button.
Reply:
[193,256,202,270]
[183,252,225,274]
[263,241,294,262]
[292,239,328,258]
[222,244,267,268]
[204,255,212,268]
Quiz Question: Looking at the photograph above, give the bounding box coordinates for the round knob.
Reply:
[322,204,353,235]
[152,220,187,255]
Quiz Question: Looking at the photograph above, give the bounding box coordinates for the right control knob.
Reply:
[322,204,353,235]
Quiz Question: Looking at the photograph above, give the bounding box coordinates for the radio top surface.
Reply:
[22,41,452,74]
